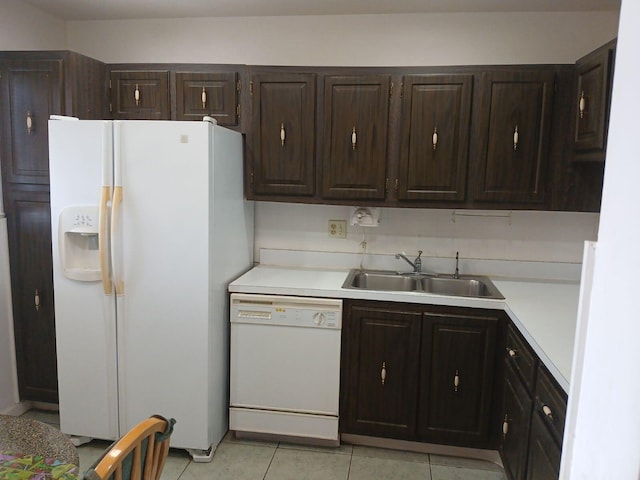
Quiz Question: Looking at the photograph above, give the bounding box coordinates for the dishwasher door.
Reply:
[229,293,342,443]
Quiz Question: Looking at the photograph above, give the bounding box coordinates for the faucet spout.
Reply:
[395,250,422,273]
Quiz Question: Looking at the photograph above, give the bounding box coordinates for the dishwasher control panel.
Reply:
[230,293,342,329]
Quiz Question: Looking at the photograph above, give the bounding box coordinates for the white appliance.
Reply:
[229,293,342,444]
[48,118,253,461]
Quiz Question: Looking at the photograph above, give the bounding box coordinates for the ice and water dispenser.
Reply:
[58,206,101,281]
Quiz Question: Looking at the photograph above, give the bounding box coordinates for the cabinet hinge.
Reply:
[237,80,241,92]
[400,82,404,98]
[389,82,394,97]
[237,104,241,118]
[249,81,253,96]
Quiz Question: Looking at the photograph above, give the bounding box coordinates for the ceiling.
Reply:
[22,0,621,21]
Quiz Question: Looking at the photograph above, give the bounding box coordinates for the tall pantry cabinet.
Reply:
[0,51,106,402]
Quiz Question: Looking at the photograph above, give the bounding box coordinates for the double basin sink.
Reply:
[342,269,504,299]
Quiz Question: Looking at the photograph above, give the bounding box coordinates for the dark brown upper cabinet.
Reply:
[110,70,170,119]
[249,72,316,196]
[471,69,555,205]
[573,40,615,162]
[398,74,473,202]
[0,58,62,185]
[321,75,390,200]
[175,71,239,125]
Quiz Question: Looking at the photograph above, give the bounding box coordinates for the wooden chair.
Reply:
[82,416,176,480]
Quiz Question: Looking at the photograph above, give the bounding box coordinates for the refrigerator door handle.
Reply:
[99,186,113,295]
[111,186,124,296]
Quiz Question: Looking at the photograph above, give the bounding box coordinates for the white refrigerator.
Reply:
[48,118,253,460]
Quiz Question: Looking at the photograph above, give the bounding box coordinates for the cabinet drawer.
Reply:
[534,365,567,444]
[505,325,537,392]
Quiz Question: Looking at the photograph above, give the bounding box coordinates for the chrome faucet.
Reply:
[396,250,422,273]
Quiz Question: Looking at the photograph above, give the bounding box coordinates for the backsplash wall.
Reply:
[254,202,599,264]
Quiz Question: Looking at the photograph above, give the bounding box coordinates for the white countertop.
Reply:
[229,265,579,392]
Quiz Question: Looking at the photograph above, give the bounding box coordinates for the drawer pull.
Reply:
[454,369,460,392]
[201,87,207,109]
[351,126,357,150]
[280,123,286,147]
[34,289,40,311]
[506,348,518,358]
[502,414,509,438]
[579,91,586,119]
[381,362,386,386]
[513,125,519,151]
[432,127,438,150]
[134,83,141,106]
[26,111,33,134]
[542,404,553,421]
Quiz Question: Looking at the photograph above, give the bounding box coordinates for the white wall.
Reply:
[564,0,640,477]
[0,0,65,50]
[256,203,599,264]
[65,12,618,65]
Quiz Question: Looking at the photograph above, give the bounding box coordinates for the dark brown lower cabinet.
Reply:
[4,189,58,403]
[500,363,533,480]
[341,303,422,438]
[418,311,499,447]
[341,300,504,449]
[499,324,567,480]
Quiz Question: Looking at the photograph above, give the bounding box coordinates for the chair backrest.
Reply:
[82,416,176,480]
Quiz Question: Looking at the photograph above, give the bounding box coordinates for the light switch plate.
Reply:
[328,220,347,239]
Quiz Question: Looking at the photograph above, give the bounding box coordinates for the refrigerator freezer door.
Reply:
[48,120,119,441]
[114,121,213,450]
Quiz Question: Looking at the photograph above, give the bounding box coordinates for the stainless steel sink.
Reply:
[342,269,504,299]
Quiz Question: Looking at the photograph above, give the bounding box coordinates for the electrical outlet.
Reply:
[328,220,347,239]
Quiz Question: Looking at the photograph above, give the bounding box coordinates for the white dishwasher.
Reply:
[229,293,342,445]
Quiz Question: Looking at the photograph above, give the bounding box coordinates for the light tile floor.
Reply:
[22,410,507,480]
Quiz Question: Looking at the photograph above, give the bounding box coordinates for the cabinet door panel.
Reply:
[175,71,238,124]
[419,312,498,446]
[343,305,421,438]
[500,363,533,480]
[526,412,561,480]
[472,70,554,204]
[5,191,58,402]
[250,73,316,196]
[0,60,62,185]
[573,42,614,159]
[110,70,170,119]
[398,74,472,201]
[322,76,389,200]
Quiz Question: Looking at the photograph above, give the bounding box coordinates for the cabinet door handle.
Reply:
[453,369,460,392]
[280,123,286,147]
[432,127,438,150]
[351,126,357,150]
[579,91,586,119]
[201,87,207,109]
[381,361,386,385]
[134,83,141,106]
[513,125,519,151]
[26,111,33,135]
[502,414,509,438]
[34,289,40,311]
[506,347,518,358]
[542,404,554,421]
